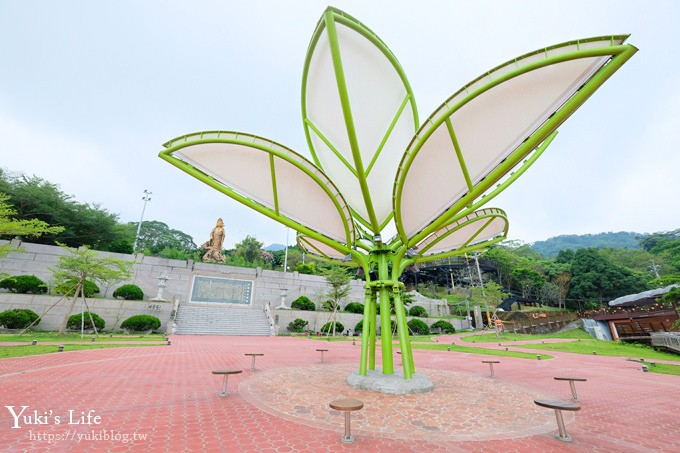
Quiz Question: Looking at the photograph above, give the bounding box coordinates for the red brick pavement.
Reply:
[0,335,678,452]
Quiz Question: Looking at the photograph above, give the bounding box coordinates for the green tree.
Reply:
[50,246,133,335]
[234,235,263,264]
[511,267,545,298]
[483,245,519,289]
[640,231,680,274]
[553,272,572,309]
[128,220,197,255]
[0,192,64,258]
[566,248,648,302]
[321,266,352,336]
[0,172,122,249]
[296,261,317,275]
[660,287,680,306]
[470,281,510,309]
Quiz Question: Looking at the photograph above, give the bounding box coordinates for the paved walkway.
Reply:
[0,335,678,452]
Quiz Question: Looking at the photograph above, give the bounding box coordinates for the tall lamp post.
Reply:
[283,227,290,272]
[133,189,152,252]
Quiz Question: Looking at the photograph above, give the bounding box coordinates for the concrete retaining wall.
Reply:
[0,240,453,332]
[0,294,173,332]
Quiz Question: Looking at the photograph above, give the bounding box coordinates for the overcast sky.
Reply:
[1,1,678,249]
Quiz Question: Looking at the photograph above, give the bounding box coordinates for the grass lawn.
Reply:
[646,362,680,376]
[411,342,553,359]
[302,335,438,343]
[0,332,166,343]
[0,343,164,359]
[514,338,680,362]
[303,335,552,359]
[461,329,592,343]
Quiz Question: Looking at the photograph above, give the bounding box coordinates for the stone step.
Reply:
[174,305,271,336]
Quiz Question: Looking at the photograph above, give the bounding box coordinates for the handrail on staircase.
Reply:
[264,301,275,336]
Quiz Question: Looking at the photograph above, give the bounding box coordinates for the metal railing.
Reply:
[264,301,275,336]
[651,332,680,354]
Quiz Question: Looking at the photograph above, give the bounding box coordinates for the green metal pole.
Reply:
[369,287,377,370]
[377,250,394,374]
[392,285,413,379]
[359,286,372,376]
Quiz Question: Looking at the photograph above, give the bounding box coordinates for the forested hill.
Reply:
[531,231,643,258]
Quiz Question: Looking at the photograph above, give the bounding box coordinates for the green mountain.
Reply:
[530,231,644,258]
[263,243,286,251]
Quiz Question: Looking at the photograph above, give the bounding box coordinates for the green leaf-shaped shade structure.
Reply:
[413,208,508,259]
[303,7,418,235]
[394,36,637,246]
[160,131,355,253]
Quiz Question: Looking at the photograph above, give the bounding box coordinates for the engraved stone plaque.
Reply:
[190,276,253,305]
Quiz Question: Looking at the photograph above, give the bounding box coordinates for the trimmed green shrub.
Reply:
[375,304,407,316]
[408,305,428,318]
[67,312,105,330]
[120,314,160,332]
[408,318,430,335]
[113,284,144,300]
[0,309,40,329]
[291,296,315,311]
[430,320,456,334]
[358,318,398,334]
[344,302,364,314]
[320,321,345,335]
[0,275,48,294]
[287,318,308,333]
[55,279,100,298]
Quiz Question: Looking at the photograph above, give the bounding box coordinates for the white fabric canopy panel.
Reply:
[395,37,629,242]
[164,132,354,246]
[303,11,417,232]
[297,234,348,261]
[415,208,508,257]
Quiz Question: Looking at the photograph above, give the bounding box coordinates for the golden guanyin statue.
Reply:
[201,218,226,262]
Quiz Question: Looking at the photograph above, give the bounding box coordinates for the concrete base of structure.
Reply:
[347,368,434,394]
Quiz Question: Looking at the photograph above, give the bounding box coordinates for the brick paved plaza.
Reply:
[1,334,678,452]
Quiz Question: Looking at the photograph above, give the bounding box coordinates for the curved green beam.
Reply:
[416,208,508,256]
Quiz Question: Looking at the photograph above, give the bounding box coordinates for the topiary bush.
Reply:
[113,284,144,300]
[430,319,456,334]
[120,314,160,332]
[291,296,315,311]
[56,279,100,298]
[408,318,430,335]
[408,305,428,317]
[344,302,364,314]
[287,318,309,333]
[0,309,40,329]
[320,321,345,335]
[354,320,363,333]
[0,275,48,294]
[67,312,105,330]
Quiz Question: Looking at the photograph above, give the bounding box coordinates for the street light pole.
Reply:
[283,227,290,272]
[133,190,152,252]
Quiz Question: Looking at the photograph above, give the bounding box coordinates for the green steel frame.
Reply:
[160,7,636,382]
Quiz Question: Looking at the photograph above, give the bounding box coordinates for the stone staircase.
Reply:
[174,305,272,336]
